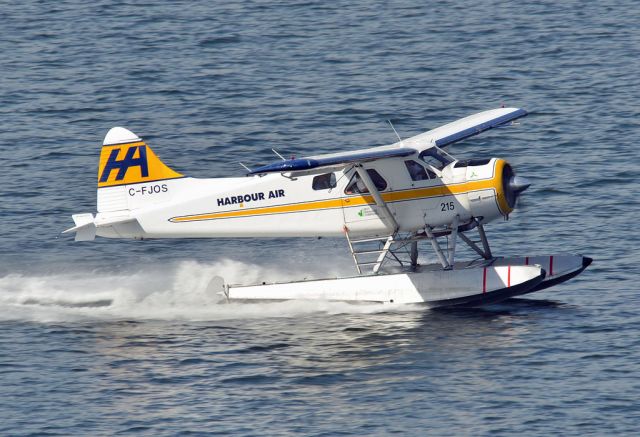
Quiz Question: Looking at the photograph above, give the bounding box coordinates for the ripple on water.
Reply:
[1,0,640,435]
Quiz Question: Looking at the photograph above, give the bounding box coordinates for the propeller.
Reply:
[509,176,531,193]
[502,164,531,209]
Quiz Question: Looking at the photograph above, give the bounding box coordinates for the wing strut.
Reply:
[343,164,399,275]
[354,164,398,232]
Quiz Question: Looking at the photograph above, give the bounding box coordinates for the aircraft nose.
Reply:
[501,162,530,211]
[509,175,531,193]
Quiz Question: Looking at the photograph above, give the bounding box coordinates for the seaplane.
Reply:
[64,107,592,307]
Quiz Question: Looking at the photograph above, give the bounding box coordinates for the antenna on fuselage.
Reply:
[387,120,405,147]
[271,148,286,161]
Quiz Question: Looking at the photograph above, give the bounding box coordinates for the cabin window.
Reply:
[312,172,337,190]
[404,160,436,181]
[345,169,387,194]
[419,147,454,170]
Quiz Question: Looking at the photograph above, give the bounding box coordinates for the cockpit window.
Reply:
[419,146,454,170]
[345,169,387,194]
[404,160,436,181]
[312,172,336,190]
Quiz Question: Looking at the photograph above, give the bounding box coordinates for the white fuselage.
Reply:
[94,156,511,240]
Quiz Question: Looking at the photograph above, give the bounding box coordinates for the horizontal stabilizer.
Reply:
[63,213,96,241]
[64,214,141,241]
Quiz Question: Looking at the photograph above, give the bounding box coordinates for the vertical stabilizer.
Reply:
[97,127,184,212]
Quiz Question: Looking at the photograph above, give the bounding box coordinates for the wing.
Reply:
[248,107,527,175]
[402,107,528,150]
[248,147,416,175]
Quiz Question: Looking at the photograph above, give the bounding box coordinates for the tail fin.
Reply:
[98,127,182,188]
[97,127,183,212]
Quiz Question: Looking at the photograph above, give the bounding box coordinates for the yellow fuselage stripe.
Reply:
[171,177,502,223]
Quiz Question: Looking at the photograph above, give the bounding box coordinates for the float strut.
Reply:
[448,215,459,266]
[425,226,451,270]
[477,222,492,259]
[410,240,418,271]
[459,233,486,258]
[459,220,493,260]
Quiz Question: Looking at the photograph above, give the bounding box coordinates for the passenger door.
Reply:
[340,167,393,235]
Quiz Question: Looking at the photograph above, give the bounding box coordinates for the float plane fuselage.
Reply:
[67,107,530,242]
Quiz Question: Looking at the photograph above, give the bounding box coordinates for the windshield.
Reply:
[418,146,454,170]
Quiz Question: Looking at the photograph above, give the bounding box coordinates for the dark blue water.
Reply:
[2,1,639,435]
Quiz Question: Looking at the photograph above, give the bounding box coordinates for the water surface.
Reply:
[1,1,639,435]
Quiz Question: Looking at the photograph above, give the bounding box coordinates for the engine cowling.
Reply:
[465,158,530,222]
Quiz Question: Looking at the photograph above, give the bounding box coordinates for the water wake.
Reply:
[0,259,411,322]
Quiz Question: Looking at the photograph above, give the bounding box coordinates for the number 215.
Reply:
[440,201,455,211]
